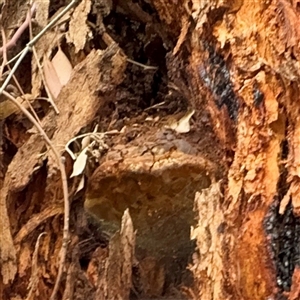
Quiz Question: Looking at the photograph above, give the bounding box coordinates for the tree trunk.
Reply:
[0,0,298,299]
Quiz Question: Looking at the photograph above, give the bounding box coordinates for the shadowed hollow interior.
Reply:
[85,163,212,282]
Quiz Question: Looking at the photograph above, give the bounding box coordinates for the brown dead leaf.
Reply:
[31,1,73,98]
[51,49,73,86]
[43,55,62,98]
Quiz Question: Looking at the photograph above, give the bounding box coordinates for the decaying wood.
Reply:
[150,0,300,298]
[190,182,224,300]
[85,123,216,252]
[96,209,135,300]
[0,43,126,286]
[3,0,300,298]
[26,232,45,300]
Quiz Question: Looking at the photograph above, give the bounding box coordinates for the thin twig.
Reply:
[6,48,26,65]
[1,27,23,95]
[0,0,78,94]
[144,101,166,111]
[0,27,7,77]
[2,90,70,300]
[28,4,59,114]
[0,3,37,55]
[1,26,41,124]
[126,58,158,70]
[65,130,119,159]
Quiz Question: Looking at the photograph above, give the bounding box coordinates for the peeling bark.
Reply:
[2,0,300,299]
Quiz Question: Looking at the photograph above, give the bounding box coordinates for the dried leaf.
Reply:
[30,0,50,96]
[70,149,88,178]
[51,49,73,86]
[170,109,195,133]
[81,135,91,149]
[43,56,62,98]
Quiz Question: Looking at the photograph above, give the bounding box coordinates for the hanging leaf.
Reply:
[81,135,91,150]
[43,55,62,98]
[70,148,88,178]
[51,49,73,86]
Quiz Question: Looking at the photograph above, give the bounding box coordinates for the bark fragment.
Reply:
[190,182,225,300]
[96,209,135,300]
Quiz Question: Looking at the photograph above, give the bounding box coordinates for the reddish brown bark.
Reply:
[1,0,300,299]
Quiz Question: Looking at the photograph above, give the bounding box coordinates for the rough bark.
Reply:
[1,0,299,299]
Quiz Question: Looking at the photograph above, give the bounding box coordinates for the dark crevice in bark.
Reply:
[265,166,300,296]
[199,41,239,120]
